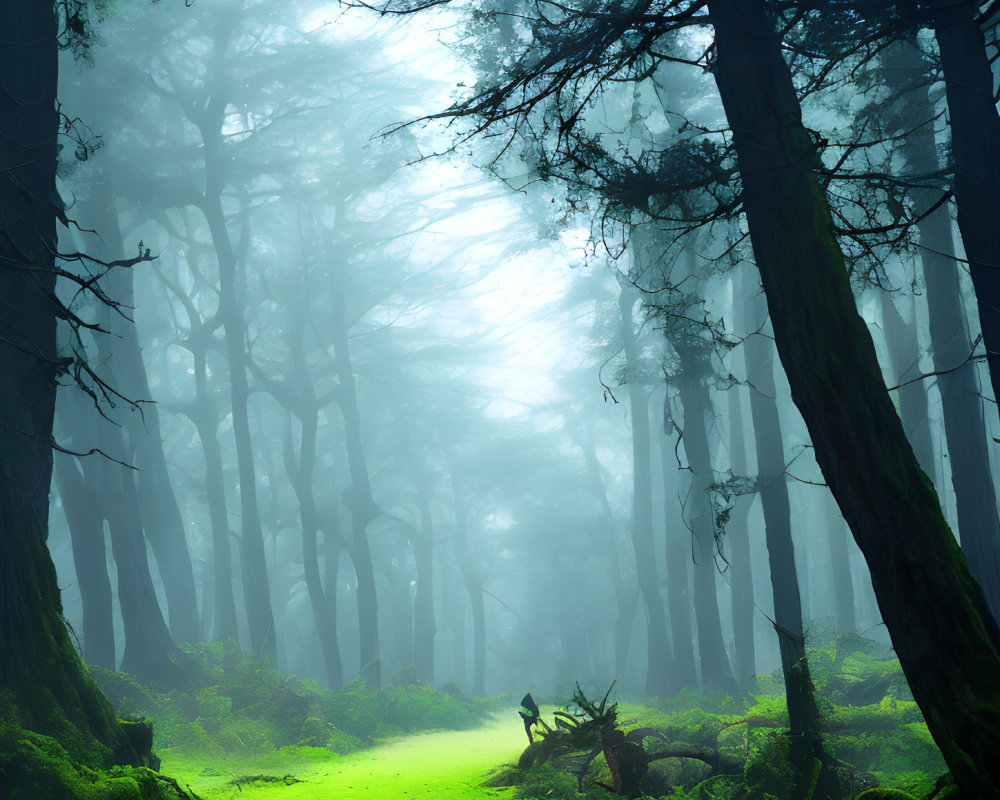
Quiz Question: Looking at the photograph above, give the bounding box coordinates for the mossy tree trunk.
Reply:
[709,1,1000,795]
[0,0,138,768]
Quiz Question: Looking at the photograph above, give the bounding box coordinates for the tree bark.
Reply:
[673,342,739,696]
[0,0,139,767]
[619,284,674,698]
[882,35,1000,623]
[743,287,824,764]
[658,426,698,692]
[931,4,1000,428]
[53,455,116,670]
[709,1,1000,794]
[880,291,935,477]
[411,463,437,685]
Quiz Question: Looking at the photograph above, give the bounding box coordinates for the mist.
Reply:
[3,1,1000,798]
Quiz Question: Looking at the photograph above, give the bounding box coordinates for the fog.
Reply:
[44,0,997,712]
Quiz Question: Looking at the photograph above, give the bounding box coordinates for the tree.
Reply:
[710,1,1000,792]
[0,0,143,769]
[362,0,1000,793]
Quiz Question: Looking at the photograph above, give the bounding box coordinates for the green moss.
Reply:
[0,720,188,800]
[856,789,919,800]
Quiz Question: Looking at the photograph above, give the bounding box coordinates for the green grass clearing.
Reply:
[160,714,526,800]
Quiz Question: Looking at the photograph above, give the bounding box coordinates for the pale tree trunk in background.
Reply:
[325,225,381,689]
[673,341,739,696]
[283,411,343,691]
[155,257,239,643]
[619,283,674,698]
[880,291,936,477]
[204,194,277,663]
[710,1,1000,792]
[581,434,638,683]
[80,176,200,645]
[821,491,857,651]
[742,283,824,760]
[188,14,276,663]
[447,456,485,696]
[658,426,698,691]
[53,453,115,670]
[57,386,183,686]
[410,460,437,685]
[725,383,756,691]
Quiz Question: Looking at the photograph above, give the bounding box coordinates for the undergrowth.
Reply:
[89,639,490,759]
[491,636,950,800]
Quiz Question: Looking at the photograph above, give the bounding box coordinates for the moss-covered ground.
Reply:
[159,715,525,800]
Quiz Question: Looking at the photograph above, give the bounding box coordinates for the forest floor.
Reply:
[159,714,525,800]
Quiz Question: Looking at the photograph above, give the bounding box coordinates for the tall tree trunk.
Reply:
[411,466,437,685]
[743,286,824,766]
[709,1,1000,794]
[204,198,277,663]
[880,291,936,477]
[725,381,756,691]
[619,284,674,698]
[448,458,486,696]
[284,412,343,690]
[658,425,698,691]
[673,342,739,696]
[325,227,381,688]
[931,4,1000,428]
[581,434,638,683]
[823,491,857,647]
[78,175,202,645]
[53,454,116,670]
[0,1,139,766]
[884,35,1000,623]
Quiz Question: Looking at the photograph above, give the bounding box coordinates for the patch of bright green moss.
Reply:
[0,720,188,800]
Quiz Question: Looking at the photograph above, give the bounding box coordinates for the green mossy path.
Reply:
[160,715,525,800]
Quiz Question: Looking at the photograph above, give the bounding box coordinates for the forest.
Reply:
[1,0,1000,799]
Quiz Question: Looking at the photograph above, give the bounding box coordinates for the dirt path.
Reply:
[160,716,525,800]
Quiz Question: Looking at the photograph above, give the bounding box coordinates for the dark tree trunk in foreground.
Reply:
[619,284,673,698]
[883,36,1000,624]
[743,287,824,766]
[673,342,739,697]
[932,4,1000,429]
[0,0,139,767]
[710,1,1000,795]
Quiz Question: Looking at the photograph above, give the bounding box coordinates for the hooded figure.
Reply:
[518,693,540,743]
